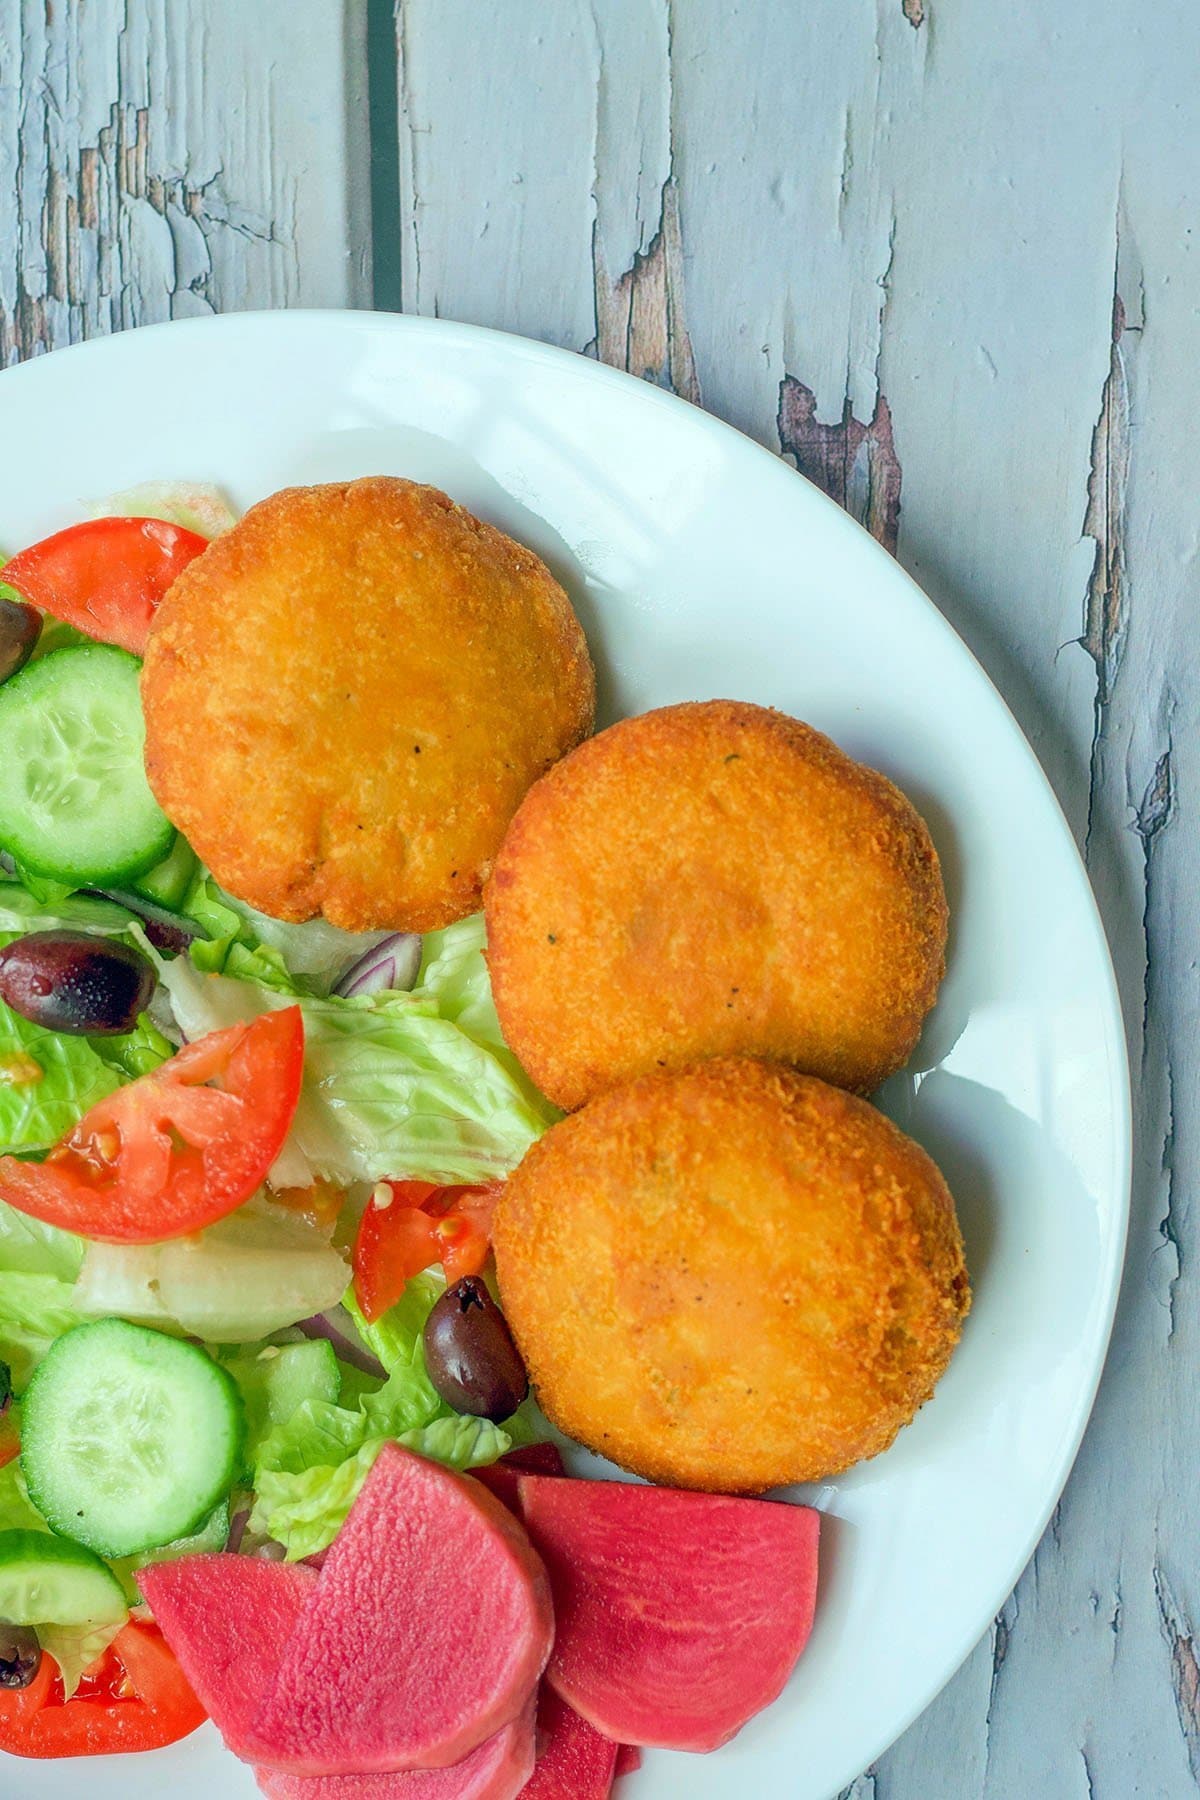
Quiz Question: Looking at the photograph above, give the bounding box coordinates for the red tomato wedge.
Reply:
[0,1008,304,1243]
[353,1180,500,1321]
[2,516,208,654]
[0,1622,205,1758]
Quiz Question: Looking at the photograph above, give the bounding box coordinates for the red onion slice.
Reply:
[226,1506,251,1554]
[334,932,422,999]
[295,1309,386,1380]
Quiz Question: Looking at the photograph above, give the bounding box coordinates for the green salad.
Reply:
[0,485,553,1699]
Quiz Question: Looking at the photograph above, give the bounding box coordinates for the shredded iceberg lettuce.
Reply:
[155,930,555,1188]
[88,480,239,541]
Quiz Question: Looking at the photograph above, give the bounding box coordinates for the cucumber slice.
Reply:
[129,833,198,909]
[226,1340,341,1448]
[0,1528,127,1626]
[21,1320,244,1559]
[0,644,173,886]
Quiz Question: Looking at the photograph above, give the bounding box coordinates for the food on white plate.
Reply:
[137,1557,319,1765]
[144,1440,816,1793]
[252,1703,537,1799]
[473,1442,566,1514]
[423,1276,529,1422]
[72,1200,350,1343]
[21,1320,245,1558]
[140,477,595,932]
[0,476,969,1784]
[0,594,40,684]
[513,1473,819,1754]
[494,1056,970,1490]
[485,697,948,1109]
[520,1686,619,1799]
[0,931,156,1036]
[2,512,209,655]
[250,1442,552,1774]
[0,643,174,889]
[0,1007,305,1243]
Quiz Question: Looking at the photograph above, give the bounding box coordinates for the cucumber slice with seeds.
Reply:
[0,644,173,886]
[21,1320,244,1560]
[0,1529,127,1626]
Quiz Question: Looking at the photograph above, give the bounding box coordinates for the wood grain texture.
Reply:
[2,0,1196,1791]
[389,2,1199,1793]
[0,0,370,361]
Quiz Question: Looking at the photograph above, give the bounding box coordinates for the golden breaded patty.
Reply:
[485,700,947,1109]
[141,478,594,931]
[494,1058,969,1491]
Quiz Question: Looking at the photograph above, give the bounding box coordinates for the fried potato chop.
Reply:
[494,1058,970,1491]
[141,478,594,932]
[485,700,947,1110]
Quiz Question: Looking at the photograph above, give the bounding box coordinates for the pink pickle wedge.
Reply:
[253,1699,536,1800]
[522,1686,618,1799]
[516,1476,821,1753]
[137,1554,317,1764]
[252,1444,554,1776]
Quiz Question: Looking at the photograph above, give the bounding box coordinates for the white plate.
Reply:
[1,312,1129,1800]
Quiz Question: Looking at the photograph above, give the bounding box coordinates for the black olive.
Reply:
[0,596,40,685]
[0,931,156,1035]
[423,1278,529,1423]
[0,1624,41,1690]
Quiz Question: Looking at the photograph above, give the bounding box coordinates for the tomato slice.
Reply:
[2,516,208,654]
[0,1008,304,1243]
[0,1621,205,1758]
[353,1181,500,1321]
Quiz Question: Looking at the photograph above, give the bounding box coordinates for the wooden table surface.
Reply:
[2,3,1195,1793]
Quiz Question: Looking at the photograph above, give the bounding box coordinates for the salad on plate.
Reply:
[0,473,964,1795]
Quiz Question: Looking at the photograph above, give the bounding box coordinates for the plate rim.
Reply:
[1,307,1133,1792]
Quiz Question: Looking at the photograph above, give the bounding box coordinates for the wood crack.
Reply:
[1156,1564,1200,1783]
[1137,741,1179,1327]
[590,176,699,401]
[1081,211,1134,858]
[777,378,902,553]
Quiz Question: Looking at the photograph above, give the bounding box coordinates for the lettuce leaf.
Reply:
[343,1272,444,1374]
[88,480,239,540]
[416,916,560,1123]
[0,1200,85,1391]
[176,872,247,949]
[249,1413,512,1563]
[249,1441,385,1562]
[0,890,170,1151]
[397,1413,512,1470]
[244,1277,513,1559]
[0,998,124,1156]
[0,1461,50,1534]
[179,874,390,998]
[90,1015,174,1081]
[72,1198,349,1343]
[0,882,140,940]
[155,946,554,1188]
[40,1618,127,1701]
[0,1198,82,1281]
[0,1271,86,1391]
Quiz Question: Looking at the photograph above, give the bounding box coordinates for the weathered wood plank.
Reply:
[390,1,1200,1793]
[396,0,595,346]
[0,0,370,362]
